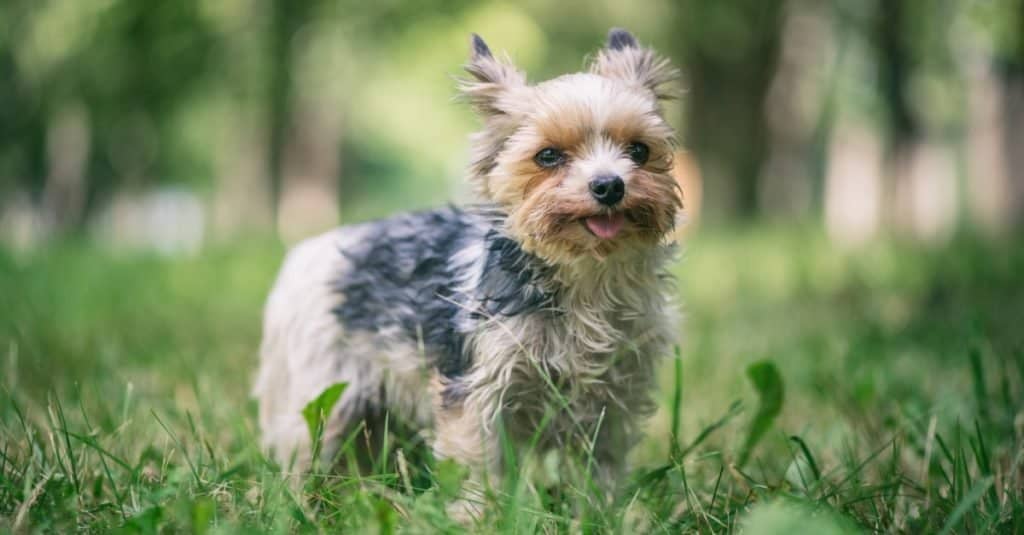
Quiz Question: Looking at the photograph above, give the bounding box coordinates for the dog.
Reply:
[254,28,681,504]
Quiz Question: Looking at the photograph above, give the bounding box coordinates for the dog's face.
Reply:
[461,29,681,264]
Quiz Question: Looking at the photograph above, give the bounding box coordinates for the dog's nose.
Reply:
[589,175,625,206]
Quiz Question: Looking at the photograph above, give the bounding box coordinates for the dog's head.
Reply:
[460,28,681,264]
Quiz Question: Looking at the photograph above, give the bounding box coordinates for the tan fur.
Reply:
[255,226,436,470]
[440,246,678,500]
[461,54,681,264]
[436,33,683,503]
[590,41,680,101]
[256,31,683,519]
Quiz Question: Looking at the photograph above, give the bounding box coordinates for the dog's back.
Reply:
[255,208,487,468]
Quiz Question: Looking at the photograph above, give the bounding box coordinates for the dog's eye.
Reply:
[627,142,650,165]
[534,147,566,168]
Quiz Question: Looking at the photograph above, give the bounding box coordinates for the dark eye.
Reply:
[627,142,650,165]
[534,147,566,168]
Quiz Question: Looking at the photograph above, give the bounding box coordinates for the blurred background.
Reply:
[2,2,1024,530]
[1,0,1022,250]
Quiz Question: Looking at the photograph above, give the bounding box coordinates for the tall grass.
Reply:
[1,229,1022,533]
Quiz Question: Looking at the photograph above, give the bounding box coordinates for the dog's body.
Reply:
[255,29,681,492]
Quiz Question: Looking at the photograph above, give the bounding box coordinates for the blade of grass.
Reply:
[969,349,989,424]
[678,400,743,460]
[670,346,684,460]
[66,431,133,471]
[789,435,821,483]
[822,437,897,501]
[971,420,991,476]
[937,476,993,535]
[152,409,201,485]
[52,393,81,496]
[709,463,725,511]
[75,393,127,520]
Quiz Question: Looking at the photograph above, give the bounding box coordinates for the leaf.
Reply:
[434,458,469,499]
[301,383,349,444]
[375,497,397,535]
[191,498,215,535]
[739,360,785,466]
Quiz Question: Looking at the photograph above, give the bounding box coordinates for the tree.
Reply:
[674,0,786,220]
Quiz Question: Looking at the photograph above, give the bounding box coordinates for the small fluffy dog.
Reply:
[255,28,681,493]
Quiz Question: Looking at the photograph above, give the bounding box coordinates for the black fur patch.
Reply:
[607,28,638,50]
[476,231,556,319]
[332,206,555,380]
[471,33,492,59]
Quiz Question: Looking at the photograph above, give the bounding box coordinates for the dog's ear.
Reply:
[591,28,679,100]
[459,33,526,115]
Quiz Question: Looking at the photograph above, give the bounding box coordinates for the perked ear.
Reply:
[459,34,526,115]
[591,28,679,100]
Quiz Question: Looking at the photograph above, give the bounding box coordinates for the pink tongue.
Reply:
[585,213,625,239]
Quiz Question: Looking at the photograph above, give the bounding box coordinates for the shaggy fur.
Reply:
[254,28,682,506]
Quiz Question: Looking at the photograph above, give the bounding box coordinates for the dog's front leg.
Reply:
[432,396,502,522]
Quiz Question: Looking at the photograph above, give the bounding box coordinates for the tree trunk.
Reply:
[873,0,922,231]
[676,1,785,221]
[1000,0,1024,228]
[266,0,308,221]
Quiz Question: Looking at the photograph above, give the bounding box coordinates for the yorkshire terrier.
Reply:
[255,28,681,506]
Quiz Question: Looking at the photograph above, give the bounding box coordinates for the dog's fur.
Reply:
[254,28,681,497]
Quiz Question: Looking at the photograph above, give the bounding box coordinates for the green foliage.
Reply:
[4,0,1020,227]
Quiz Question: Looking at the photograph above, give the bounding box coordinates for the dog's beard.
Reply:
[506,172,680,264]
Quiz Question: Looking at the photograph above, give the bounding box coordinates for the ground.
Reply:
[1,227,1022,533]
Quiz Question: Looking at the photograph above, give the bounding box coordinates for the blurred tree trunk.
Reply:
[760,1,847,220]
[873,0,921,231]
[267,0,310,219]
[875,1,919,149]
[41,105,91,233]
[1000,0,1024,227]
[265,0,344,242]
[676,0,785,221]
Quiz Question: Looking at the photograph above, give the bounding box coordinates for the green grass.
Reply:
[1,228,1022,533]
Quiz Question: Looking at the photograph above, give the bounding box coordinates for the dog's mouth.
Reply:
[581,213,626,239]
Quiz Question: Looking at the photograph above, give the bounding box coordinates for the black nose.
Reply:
[589,175,625,206]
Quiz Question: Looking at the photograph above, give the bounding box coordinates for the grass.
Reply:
[1,227,1022,533]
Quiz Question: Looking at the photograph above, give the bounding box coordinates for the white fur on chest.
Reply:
[457,250,676,441]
